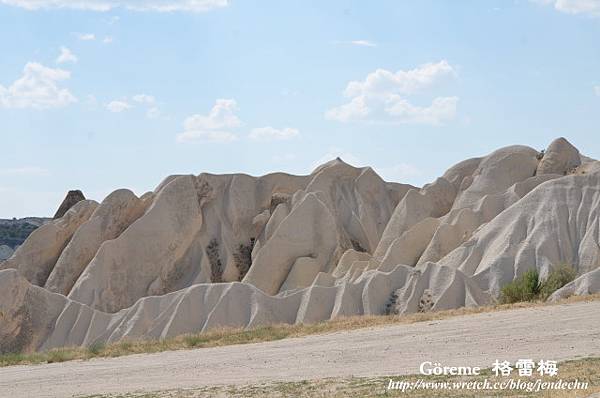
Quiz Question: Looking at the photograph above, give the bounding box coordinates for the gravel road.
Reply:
[2,300,600,397]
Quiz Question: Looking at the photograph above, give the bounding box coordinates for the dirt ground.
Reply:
[1,300,599,398]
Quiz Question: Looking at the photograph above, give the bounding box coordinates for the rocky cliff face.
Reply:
[1,137,599,353]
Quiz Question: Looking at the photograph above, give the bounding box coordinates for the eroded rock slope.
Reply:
[1,137,599,353]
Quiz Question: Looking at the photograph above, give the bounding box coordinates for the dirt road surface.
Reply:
[2,300,600,397]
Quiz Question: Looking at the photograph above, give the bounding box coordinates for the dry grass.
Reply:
[2,292,600,368]
[80,357,600,397]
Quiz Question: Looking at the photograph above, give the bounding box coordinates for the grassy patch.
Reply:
[2,292,599,368]
[539,264,577,299]
[501,265,577,304]
[87,341,106,355]
[80,357,600,397]
[501,269,541,304]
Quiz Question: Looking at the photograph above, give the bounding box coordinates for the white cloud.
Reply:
[384,95,458,125]
[249,126,299,141]
[177,99,241,143]
[184,99,241,130]
[325,96,370,122]
[326,60,458,125]
[533,0,600,16]
[1,0,229,12]
[105,94,159,117]
[0,62,76,109]
[350,40,377,47]
[132,94,155,104]
[343,60,455,98]
[595,85,600,96]
[77,33,96,41]
[102,36,113,44]
[56,46,77,64]
[105,100,131,112]
[0,166,50,176]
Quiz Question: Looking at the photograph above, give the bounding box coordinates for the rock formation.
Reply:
[53,190,86,219]
[1,137,599,353]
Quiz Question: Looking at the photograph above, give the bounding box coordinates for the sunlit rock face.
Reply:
[2,137,600,353]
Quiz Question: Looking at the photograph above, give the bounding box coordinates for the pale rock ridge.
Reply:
[0,259,489,353]
[245,160,409,295]
[2,137,600,354]
[67,176,207,313]
[439,171,600,295]
[549,268,600,301]
[44,189,148,295]
[385,262,491,314]
[374,177,457,260]
[0,200,98,286]
[450,145,539,211]
[414,174,559,266]
[53,190,86,219]
[243,192,338,295]
[57,160,408,312]
[536,137,581,175]
[375,144,563,273]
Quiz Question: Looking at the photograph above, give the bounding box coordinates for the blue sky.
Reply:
[1,0,600,217]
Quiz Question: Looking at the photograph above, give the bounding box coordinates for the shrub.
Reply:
[233,238,255,281]
[500,265,577,304]
[500,269,540,304]
[46,349,76,363]
[116,340,133,352]
[183,334,208,347]
[206,238,223,283]
[350,239,366,253]
[539,264,577,299]
[269,193,290,214]
[87,341,105,356]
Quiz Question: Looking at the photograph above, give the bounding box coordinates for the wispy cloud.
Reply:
[595,85,600,96]
[249,126,299,141]
[56,46,77,64]
[76,33,96,41]
[0,166,50,176]
[146,107,160,118]
[1,0,229,12]
[333,39,378,48]
[532,0,600,17]
[106,100,131,112]
[132,94,155,105]
[350,40,377,47]
[104,94,160,117]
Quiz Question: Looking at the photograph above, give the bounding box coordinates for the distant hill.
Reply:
[0,217,50,249]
